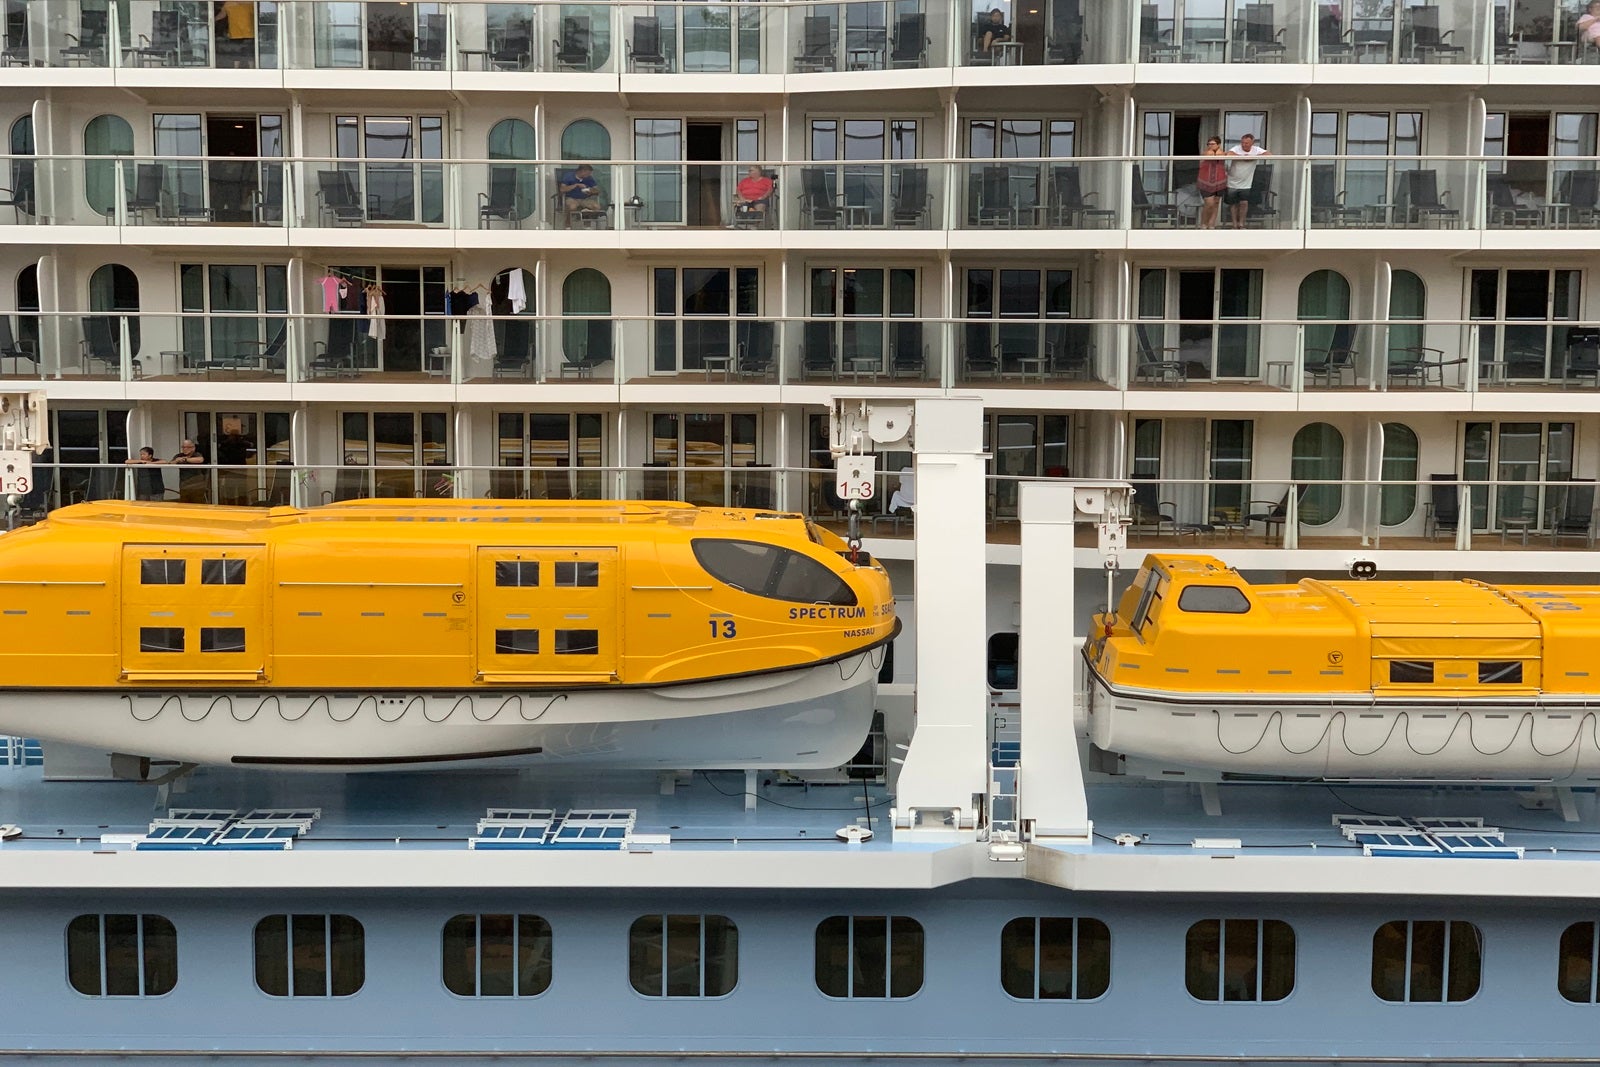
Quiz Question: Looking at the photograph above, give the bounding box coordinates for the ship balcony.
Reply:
[6,0,1597,78]
[7,312,1600,397]
[8,156,1600,245]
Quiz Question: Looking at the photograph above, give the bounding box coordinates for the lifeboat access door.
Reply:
[475,547,619,684]
[120,544,267,681]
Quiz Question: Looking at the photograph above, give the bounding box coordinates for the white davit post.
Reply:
[0,391,50,518]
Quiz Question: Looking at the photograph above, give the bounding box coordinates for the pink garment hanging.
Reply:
[318,275,347,313]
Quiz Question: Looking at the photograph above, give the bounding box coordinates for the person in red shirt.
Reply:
[734,166,774,222]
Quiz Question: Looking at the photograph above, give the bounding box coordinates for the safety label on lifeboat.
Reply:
[0,450,32,495]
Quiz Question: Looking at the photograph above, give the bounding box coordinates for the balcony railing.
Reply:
[14,463,1599,559]
[5,311,1599,393]
[10,155,1600,234]
[3,0,1593,73]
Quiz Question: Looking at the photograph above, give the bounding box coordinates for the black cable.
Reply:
[695,770,880,814]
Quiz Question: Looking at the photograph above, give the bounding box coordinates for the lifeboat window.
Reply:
[1390,661,1434,684]
[200,628,246,653]
[254,914,365,997]
[988,633,1019,690]
[139,627,185,653]
[815,916,924,999]
[1371,920,1481,1002]
[66,914,176,998]
[1128,573,1165,636]
[1558,922,1600,1004]
[1177,586,1250,614]
[441,914,552,998]
[555,629,599,655]
[1185,919,1295,1003]
[494,561,539,587]
[693,539,856,606]
[1478,661,1522,684]
[1000,917,1110,1001]
[200,559,246,585]
[495,629,540,655]
[139,559,186,585]
[628,915,738,997]
[555,561,599,587]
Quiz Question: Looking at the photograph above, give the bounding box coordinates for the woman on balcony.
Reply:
[1197,137,1227,229]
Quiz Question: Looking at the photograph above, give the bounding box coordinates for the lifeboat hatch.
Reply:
[119,545,266,680]
[476,547,620,683]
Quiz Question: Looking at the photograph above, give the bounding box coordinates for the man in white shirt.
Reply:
[1225,133,1270,229]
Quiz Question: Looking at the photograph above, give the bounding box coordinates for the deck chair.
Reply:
[1131,172,1178,227]
[802,321,837,378]
[1238,4,1286,60]
[1310,164,1364,226]
[479,166,522,229]
[889,13,927,67]
[1244,163,1279,227]
[413,13,446,68]
[1424,474,1460,540]
[79,316,120,375]
[962,322,999,378]
[1318,7,1353,60]
[736,320,775,379]
[229,323,288,374]
[890,167,931,228]
[492,18,533,69]
[799,168,844,228]
[59,7,106,64]
[1565,331,1600,386]
[0,162,35,222]
[310,317,360,378]
[629,16,668,71]
[561,319,611,377]
[794,16,835,71]
[1130,484,1178,537]
[1247,486,1306,542]
[1396,169,1458,228]
[0,315,37,374]
[493,318,535,378]
[130,9,182,66]
[1050,165,1114,227]
[1047,322,1092,380]
[553,16,592,70]
[873,468,915,533]
[1134,323,1184,383]
[1405,5,1462,61]
[316,170,367,226]
[732,169,777,228]
[976,166,1014,226]
[1487,175,1541,227]
[124,163,165,221]
[890,321,926,379]
[1304,323,1357,387]
[1548,480,1597,547]
[1556,169,1600,227]
[1047,10,1083,63]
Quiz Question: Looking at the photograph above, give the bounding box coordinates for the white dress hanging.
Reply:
[466,302,497,375]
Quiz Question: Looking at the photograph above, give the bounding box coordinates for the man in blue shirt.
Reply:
[559,164,602,213]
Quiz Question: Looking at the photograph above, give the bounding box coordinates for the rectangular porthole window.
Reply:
[495,629,539,655]
[815,915,924,999]
[1390,660,1434,683]
[1371,920,1481,1002]
[442,914,553,998]
[628,915,738,997]
[201,559,247,585]
[495,561,539,587]
[140,627,185,653]
[200,628,246,653]
[1000,917,1110,1000]
[140,559,186,585]
[555,561,600,587]
[555,629,599,655]
[254,914,364,997]
[66,914,177,997]
[1479,661,1523,684]
[1185,919,1295,1002]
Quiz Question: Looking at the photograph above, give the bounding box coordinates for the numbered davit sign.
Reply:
[0,392,50,498]
[835,455,876,503]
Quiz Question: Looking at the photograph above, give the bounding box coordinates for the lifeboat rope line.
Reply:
[1209,708,1599,762]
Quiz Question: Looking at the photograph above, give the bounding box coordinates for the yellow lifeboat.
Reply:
[0,499,896,772]
[1086,553,1600,782]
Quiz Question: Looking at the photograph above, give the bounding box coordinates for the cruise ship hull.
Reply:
[1087,668,1600,782]
[0,650,882,772]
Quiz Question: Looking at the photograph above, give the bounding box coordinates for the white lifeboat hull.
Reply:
[1087,667,1600,782]
[0,650,882,772]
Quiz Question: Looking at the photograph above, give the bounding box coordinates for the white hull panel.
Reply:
[0,651,882,772]
[1087,672,1600,782]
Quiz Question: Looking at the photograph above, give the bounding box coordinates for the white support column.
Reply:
[890,396,987,836]
[1018,481,1092,841]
